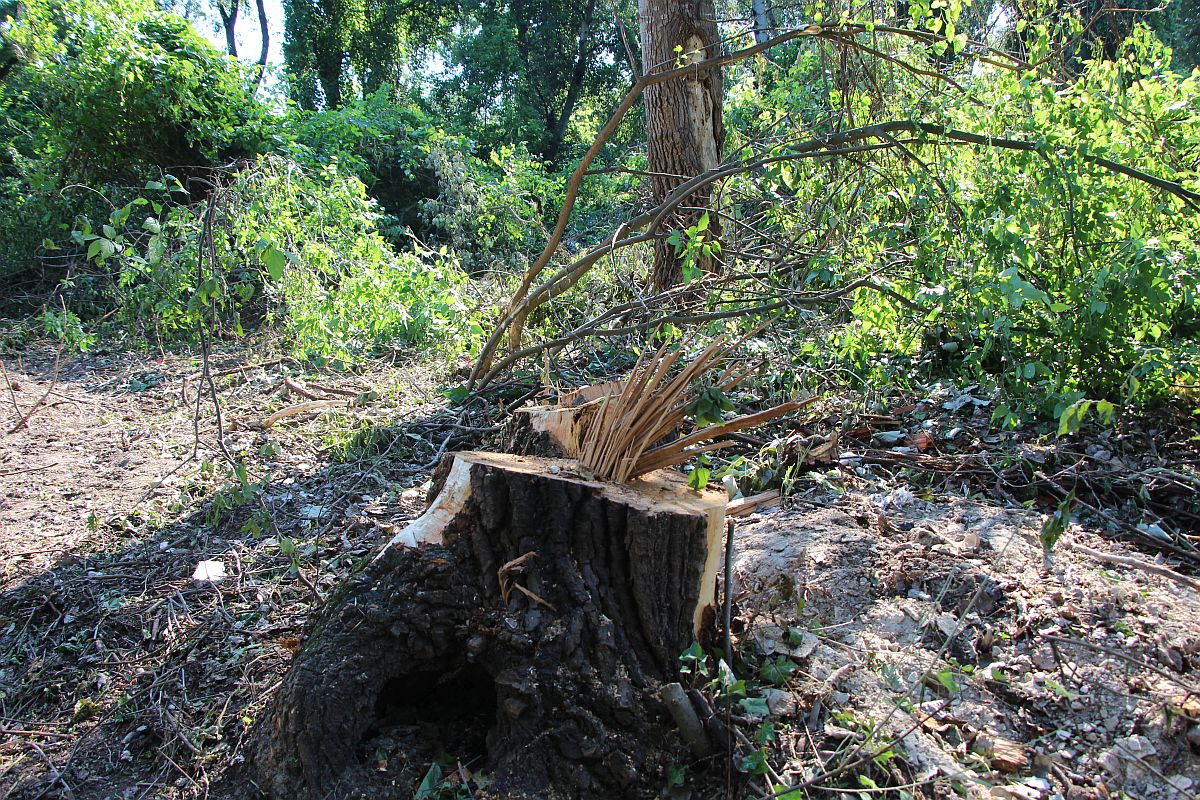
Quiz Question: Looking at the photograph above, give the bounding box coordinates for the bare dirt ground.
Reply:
[1,342,1198,799]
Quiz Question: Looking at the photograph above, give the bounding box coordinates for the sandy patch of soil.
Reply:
[729,492,1200,800]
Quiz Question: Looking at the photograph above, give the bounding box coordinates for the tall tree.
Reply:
[216,0,239,56]
[751,0,776,43]
[436,0,633,162]
[251,0,269,91]
[282,0,453,109]
[638,0,724,290]
[208,0,271,90]
[0,0,23,85]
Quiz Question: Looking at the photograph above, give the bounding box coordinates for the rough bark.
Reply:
[638,0,725,291]
[249,452,726,800]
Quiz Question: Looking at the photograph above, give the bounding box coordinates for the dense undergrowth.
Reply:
[0,0,1198,432]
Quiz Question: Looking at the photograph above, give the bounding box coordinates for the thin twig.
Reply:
[5,343,63,434]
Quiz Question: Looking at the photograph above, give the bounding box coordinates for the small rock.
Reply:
[1165,775,1193,794]
[1031,648,1056,670]
[784,630,819,659]
[1113,734,1155,758]
[930,613,959,639]
[192,560,225,584]
[761,688,800,717]
[1186,724,1200,750]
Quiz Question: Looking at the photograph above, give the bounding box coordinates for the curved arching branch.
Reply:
[468,21,1032,389]
[468,116,1200,392]
[467,24,1198,393]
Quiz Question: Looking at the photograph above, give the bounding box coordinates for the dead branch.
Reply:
[258,400,350,429]
[283,377,322,400]
[1065,539,1200,594]
[471,115,1200,391]
[5,343,62,434]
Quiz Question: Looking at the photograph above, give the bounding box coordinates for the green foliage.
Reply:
[422,141,565,272]
[666,212,723,283]
[0,0,263,287]
[686,454,712,491]
[687,385,735,427]
[430,1,637,161]
[733,19,1200,424]
[414,759,471,800]
[1,0,261,178]
[62,155,473,360]
[1040,492,1076,552]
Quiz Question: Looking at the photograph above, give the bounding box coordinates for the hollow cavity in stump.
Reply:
[250,452,726,799]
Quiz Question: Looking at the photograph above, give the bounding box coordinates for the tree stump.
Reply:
[250,451,726,799]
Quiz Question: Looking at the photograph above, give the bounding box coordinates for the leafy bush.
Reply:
[63,157,473,360]
[422,142,564,273]
[0,0,264,286]
[735,23,1200,423]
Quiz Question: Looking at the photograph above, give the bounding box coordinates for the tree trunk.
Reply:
[638,0,724,292]
[752,0,776,44]
[249,451,727,799]
[252,0,270,93]
[217,0,239,58]
[544,0,599,165]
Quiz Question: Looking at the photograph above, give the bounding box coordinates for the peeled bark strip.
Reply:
[250,452,726,799]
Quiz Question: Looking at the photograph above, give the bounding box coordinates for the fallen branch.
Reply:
[257,400,349,429]
[283,377,322,400]
[0,462,59,478]
[726,490,782,517]
[469,22,1033,388]
[1065,539,1200,594]
[469,39,1197,391]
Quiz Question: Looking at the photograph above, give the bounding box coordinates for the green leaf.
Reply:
[759,656,797,685]
[442,385,471,404]
[687,463,711,491]
[262,247,287,281]
[414,762,444,800]
[1040,492,1075,552]
[739,747,770,775]
[740,696,769,716]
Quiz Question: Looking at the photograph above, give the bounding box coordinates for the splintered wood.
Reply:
[577,334,812,483]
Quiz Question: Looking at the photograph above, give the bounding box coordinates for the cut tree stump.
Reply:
[249,451,727,799]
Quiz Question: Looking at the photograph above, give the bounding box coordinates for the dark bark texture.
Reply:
[638,0,725,291]
[248,454,715,799]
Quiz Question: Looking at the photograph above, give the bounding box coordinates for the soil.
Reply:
[1,342,1198,800]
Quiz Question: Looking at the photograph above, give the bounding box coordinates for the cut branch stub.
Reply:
[249,451,726,799]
